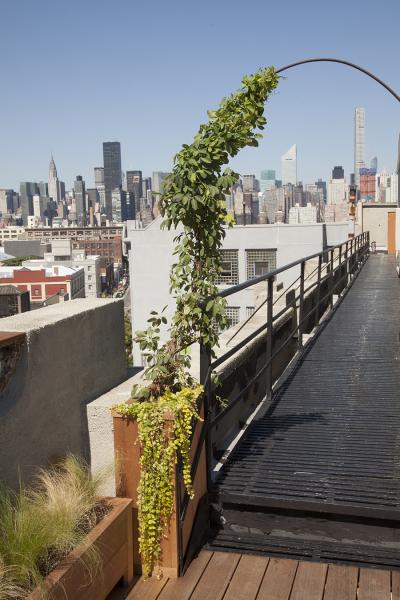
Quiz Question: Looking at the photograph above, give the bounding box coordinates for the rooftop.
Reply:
[0,264,82,277]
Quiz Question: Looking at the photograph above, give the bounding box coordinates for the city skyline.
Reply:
[1,0,399,190]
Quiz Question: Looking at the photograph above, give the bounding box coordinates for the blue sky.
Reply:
[1,0,399,190]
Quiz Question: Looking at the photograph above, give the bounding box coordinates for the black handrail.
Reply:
[198,231,369,494]
[204,236,364,302]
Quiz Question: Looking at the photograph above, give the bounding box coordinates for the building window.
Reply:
[246,249,277,280]
[88,284,92,290]
[88,275,92,280]
[246,306,255,318]
[33,288,39,296]
[60,288,65,295]
[225,306,240,328]
[87,266,91,271]
[216,250,239,285]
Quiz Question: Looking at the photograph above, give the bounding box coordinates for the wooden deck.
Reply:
[109,550,400,599]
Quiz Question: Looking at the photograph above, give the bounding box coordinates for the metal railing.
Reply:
[176,231,370,573]
[201,232,369,480]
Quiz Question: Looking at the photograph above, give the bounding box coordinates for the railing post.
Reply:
[350,238,354,275]
[266,277,274,400]
[200,343,213,492]
[338,245,342,296]
[298,260,305,349]
[330,249,334,309]
[314,254,322,326]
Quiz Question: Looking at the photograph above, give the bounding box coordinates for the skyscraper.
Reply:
[242,175,257,192]
[103,142,122,219]
[370,157,378,171]
[261,170,276,181]
[74,175,86,226]
[315,179,327,202]
[126,170,143,214]
[152,172,170,195]
[0,190,14,215]
[48,156,60,204]
[354,108,365,187]
[94,167,104,187]
[281,145,297,185]
[397,134,400,207]
[20,182,39,225]
[332,166,344,180]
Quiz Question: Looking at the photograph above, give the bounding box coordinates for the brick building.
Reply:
[0,265,85,304]
[22,226,123,266]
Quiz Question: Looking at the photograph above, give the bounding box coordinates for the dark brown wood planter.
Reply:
[113,397,207,578]
[27,497,133,600]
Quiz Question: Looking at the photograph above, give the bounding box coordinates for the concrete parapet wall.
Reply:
[87,372,141,496]
[0,299,126,488]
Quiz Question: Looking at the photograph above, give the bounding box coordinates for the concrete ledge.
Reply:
[0,299,127,489]
[0,298,122,332]
[87,370,142,496]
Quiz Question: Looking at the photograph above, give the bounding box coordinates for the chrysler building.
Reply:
[48,155,60,204]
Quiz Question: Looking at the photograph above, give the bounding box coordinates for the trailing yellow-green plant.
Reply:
[115,384,202,578]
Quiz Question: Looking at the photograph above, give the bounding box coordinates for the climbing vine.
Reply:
[114,386,202,578]
[114,66,279,577]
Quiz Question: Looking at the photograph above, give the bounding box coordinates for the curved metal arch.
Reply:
[276,58,400,103]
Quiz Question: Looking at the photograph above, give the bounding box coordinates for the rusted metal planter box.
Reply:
[27,497,133,600]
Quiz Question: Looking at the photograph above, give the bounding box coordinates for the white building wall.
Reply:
[328,179,347,205]
[127,218,348,366]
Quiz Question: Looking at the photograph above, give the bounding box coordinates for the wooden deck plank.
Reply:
[358,568,391,600]
[157,551,213,600]
[125,574,169,600]
[392,571,400,600]
[257,558,298,600]
[323,564,359,600]
[189,552,241,600]
[223,554,269,600]
[289,562,327,600]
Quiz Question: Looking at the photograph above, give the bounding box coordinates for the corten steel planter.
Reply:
[27,497,133,600]
[113,398,207,578]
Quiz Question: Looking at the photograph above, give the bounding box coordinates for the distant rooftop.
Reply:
[0,264,82,278]
[0,285,25,296]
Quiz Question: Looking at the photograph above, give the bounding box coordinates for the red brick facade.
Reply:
[0,268,85,302]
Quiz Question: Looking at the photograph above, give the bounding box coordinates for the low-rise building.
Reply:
[0,265,85,304]
[0,285,30,317]
[22,240,102,298]
[0,226,25,243]
[289,203,318,224]
[4,239,51,258]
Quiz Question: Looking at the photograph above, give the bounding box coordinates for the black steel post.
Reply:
[266,277,274,399]
[200,344,213,491]
[315,254,322,326]
[330,249,334,309]
[298,261,305,349]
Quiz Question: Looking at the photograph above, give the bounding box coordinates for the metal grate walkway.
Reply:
[217,254,400,520]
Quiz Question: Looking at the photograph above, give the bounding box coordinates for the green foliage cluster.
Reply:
[115,385,202,578]
[115,67,279,578]
[1,256,39,267]
[124,313,133,368]
[0,456,106,598]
